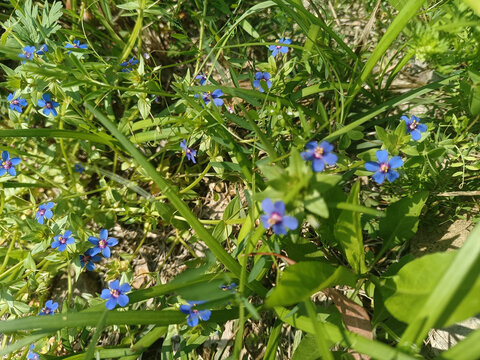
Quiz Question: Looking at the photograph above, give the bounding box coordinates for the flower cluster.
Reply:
[36,202,54,225]
[301,140,338,172]
[269,38,292,57]
[121,57,139,72]
[220,282,237,291]
[88,229,118,258]
[51,230,74,252]
[100,280,131,310]
[260,198,298,235]
[0,151,21,177]
[7,92,27,113]
[402,115,427,141]
[180,139,197,163]
[365,150,403,185]
[39,300,58,315]
[27,344,39,360]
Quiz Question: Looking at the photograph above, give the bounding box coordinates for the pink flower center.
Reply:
[314,146,324,159]
[2,160,11,169]
[38,209,46,216]
[81,254,91,263]
[409,120,417,130]
[11,99,19,105]
[59,236,67,245]
[24,51,32,58]
[42,307,51,315]
[379,163,389,173]
[45,102,52,109]
[268,212,283,226]
[110,289,120,298]
[98,239,107,249]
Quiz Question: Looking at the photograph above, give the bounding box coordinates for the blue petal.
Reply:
[253,80,260,89]
[283,38,292,45]
[260,214,271,229]
[388,156,403,169]
[89,247,101,256]
[50,108,58,116]
[88,236,99,245]
[100,229,108,240]
[8,167,16,176]
[255,72,263,80]
[261,198,274,214]
[401,115,411,124]
[386,170,400,182]
[120,283,131,292]
[271,48,278,57]
[42,94,51,102]
[272,223,287,235]
[86,262,95,271]
[10,157,21,165]
[37,99,46,107]
[199,309,211,321]
[282,216,298,230]
[117,294,129,307]
[66,237,75,245]
[376,150,389,163]
[102,246,111,258]
[2,151,8,161]
[301,151,314,161]
[107,237,118,246]
[410,130,421,141]
[212,97,223,106]
[105,298,117,310]
[319,141,333,153]
[312,158,325,172]
[323,152,338,166]
[187,313,199,327]
[417,123,427,132]
[58,244,66,252]
[0,168,5,177]
[212,89,223,97]
[365,161,380,172]
[280,46,289,53]
[100,289,111,299]
[180,304,192,314]
[372,171,385,185]
[110,280,120,290]
[273,201,285,215]
[305,141,318,151]
[64,230,72,237]
[45,210,53,219]
[37,216,44,225]
[51,240,60,248]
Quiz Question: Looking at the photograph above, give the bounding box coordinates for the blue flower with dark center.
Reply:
[80,249,101,271]
[100,280,131,310]
[180,301,212,327]
[220,282,237,291]
[27,344,39,360]
[198,89,223,106]
[7,93,27,113]
[180,139,197,163]
[195,73,208,85]
[35,202,54,225]
[36,44,48,55]
[51,230,74,252]
[402,115,427,141]
[120,57,139,72]
[301,140,338,172]
[269,38,291,57]
[88,229,118,258]
[39,300,58,315]
[18,46,35,63]
[74,163,85,173]
[260,199,298,235]
[65,39,88,54]
[0,151,21,177]
[365,150,403,185]
[253,72,272,92]
[37,94,59,116]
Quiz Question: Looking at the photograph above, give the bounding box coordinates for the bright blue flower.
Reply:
[74,163,85,173]
[80,248,101,271]
[402,115,427,141]
[35,202,54,225]
[253,72,272,92]
[195,73,208,85]
[51,230,74,252]
[199,89,223,106]
[37,94,59,116]
[260,199,298,235]
[39,300,58,315]
[7,92,27,113]
[0,151,21,177]
[88,229,118,257]
[27,344,39,360]
[365,150,403,185]
[301,140,338,172]
[65,39,88,54]
[180,301,211,327]
[36,44,48,55]
[269,38,291,57]
[220,282,237,291]
[100,280,131,310]
[120,57,139,72]
[18,46,35,63]
[180,139,197,164]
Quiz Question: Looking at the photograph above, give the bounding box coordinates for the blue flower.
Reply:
[36,44,48,55]
[180,139,197,164]
[51,230,74,252]
[195,73,208,85]
[220,282,237,291]
[260,199,298,235]
[80,249,101,271]
[35,202,54,225]
[100,280,131,310]
[39,300,58,315]
[7,92,27,113]
[37,94,59,116]
[65,40,88,54]
[74,163,85,173]
[88,229,118,257]
[0,151,21,177]
[253,72,272,92]
[120,57,139,72]
[402,115,427,141]
[301,140,338,172]
[18,46,35,63]
[200,89,223,106]
[27,344,39,360]
[179,301,212,327]
[365,150,403,185]
[269,38,291,57]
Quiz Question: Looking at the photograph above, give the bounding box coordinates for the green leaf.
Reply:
[291,333,321,360]
[305,189,329,218]
[266,261,357,307]
[377,191,428,259]
[381,250,480,329]
[138,96,151,120]
[334,182,366,274]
